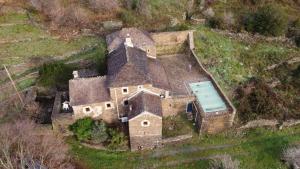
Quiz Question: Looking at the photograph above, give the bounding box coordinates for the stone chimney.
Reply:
[72,71,79,79]
[124,34,133,47]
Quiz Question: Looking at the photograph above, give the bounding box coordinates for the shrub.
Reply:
[69,118,109,144]
[120,10,137,26]
[107,128,128,150]
[91,121,109,144]
[165,23,190,31]
[38,62,73,87]
[69,118,94,141]
[295,35,300,47]
[235,78,285,123]
[207,16,223,29]
[243,5,288,36]
[88,0,120,13]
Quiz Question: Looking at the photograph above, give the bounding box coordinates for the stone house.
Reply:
[68,28,236,151]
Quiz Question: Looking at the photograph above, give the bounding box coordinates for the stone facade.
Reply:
[72,102,118,124]
[128,113,162,151]
[161,96,195,117]
[109,84,168,117]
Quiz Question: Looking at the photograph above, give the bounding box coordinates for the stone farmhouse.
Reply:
[67,28,236,151]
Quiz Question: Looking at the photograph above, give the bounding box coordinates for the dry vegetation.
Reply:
[0,119,72,169]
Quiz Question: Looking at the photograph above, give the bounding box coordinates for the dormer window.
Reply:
[122,87,129,94]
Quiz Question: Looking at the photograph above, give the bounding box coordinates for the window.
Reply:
[105,102,113,110]
[141,120,150,127]
[122,87,129,94]
[83,106,92,114]
[147,49,150,53]
[123,100,129,106]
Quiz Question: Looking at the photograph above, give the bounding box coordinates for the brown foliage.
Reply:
[88,0,120,13]
[0,119,73,169]
[235,78,285,123]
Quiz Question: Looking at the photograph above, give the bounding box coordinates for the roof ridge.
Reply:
[69,75,106,81]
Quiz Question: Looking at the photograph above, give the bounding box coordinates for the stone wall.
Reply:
[128,113,162,151]
[201,113,233,134]
[72,102,118,124]
[151,31,192,56]
[162,96,195,117]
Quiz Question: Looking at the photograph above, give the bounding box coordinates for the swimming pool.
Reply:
[189,81,227,113]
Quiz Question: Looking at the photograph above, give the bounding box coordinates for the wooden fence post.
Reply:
[3,65,24,106]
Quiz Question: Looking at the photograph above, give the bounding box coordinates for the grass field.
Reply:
[0,12,101,65]
[69,124,300,169]
[194,26,300,95]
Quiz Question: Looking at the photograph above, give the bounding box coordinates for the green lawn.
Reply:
[162,113,194,138]
[69,125,300,169]
[194,26,299,92]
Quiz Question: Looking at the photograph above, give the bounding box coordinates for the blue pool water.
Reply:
[189,81,227,113]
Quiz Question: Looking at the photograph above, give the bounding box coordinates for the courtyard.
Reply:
[158,54,208,96]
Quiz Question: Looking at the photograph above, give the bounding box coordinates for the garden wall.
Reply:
[151,31,192,56]
[162,96,195,117]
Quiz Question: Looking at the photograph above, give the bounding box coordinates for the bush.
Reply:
[207,16,223,29]
[296,35,300,47]
[91,121,109,144]
[120,10,138,26]
[287,18,300,47]
[69,118,94,141]
[243,5,288,36]
[88,0,120,13]
[235,78,285,123]
[69,118,109,144]
[38,62,73,87]
[107,128,128,150]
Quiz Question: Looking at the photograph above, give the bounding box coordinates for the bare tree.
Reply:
[0,119,73,169]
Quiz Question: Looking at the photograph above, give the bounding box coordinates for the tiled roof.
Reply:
[69,76,110,106]
[106,27,155,53]
[128,92,162,120]
[148,58,171,90]
[107,44,151,87]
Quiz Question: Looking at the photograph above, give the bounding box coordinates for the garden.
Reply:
[69,118,128,151]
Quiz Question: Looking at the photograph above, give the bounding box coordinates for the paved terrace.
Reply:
[158,54,208,96]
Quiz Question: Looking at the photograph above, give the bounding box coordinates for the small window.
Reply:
[141,120,150,127]
[105,102,113,110]
[83,106,92,114]
[123,100,129,106]
[122,87,129,94]
[147,49,150,53]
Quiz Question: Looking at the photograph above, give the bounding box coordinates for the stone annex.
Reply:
[64,28,236,151]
